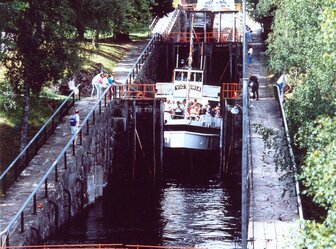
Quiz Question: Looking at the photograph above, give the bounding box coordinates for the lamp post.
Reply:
[241,0,248,248]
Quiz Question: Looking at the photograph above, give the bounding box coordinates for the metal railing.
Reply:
[162,31,235,43]
[0,86,81,195]
[108,84,168,100]
[109,82,243,101]
[164,8,180,35]
[0,86,111,247]
[149,16,160,34]
[221,83,242,99]
[274,85,304,220]
[0,244,205,249]
[124,34,162,85]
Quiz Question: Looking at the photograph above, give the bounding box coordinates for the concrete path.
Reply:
[0,39,150,240]
[247,30,300,248]
[113,39,150,83]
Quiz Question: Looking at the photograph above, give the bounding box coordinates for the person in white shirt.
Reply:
[91,73,104,98]
[276,74,286,95]
[247,45,253,67]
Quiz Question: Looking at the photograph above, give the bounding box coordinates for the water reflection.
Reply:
[160,174,241,249]
[48,166,241,248]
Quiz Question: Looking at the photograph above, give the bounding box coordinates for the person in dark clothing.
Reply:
[249,73,259,100]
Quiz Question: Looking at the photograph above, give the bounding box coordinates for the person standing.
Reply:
[249,73,259,100]
[276,74,286,95]
[107,73,114,85]
[246,25,252,42]
[91,72,103,98]
[247,45,253,67]
[70,109,80,144]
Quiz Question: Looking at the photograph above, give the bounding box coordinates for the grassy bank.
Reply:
[0,35,144,171]
[0,93,65,171]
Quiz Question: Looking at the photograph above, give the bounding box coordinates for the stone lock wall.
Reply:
[10,101,127,246]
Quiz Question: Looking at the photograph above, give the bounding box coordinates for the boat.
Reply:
[156,14,223,152]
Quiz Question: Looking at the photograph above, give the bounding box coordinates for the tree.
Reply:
[246,0,276,37]
[295,117,336,248]
[250,0,336,246]
[150,0,174,18]
[0,1,28,60]
[2,0,80,150]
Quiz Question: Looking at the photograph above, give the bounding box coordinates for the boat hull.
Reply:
[164,124,220,150]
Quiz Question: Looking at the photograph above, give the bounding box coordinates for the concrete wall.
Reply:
[9,101,128,245]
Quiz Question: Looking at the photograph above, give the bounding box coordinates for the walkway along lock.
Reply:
[0,85,81,195]
[0,84,165,247]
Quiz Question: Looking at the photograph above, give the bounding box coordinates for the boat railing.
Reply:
[199,114,222,128]
[173,68,203,83]
[165,113,222,128]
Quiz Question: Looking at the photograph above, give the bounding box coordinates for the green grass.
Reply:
[80,41,131,73]
[0,92,64,171]
[0,35,148,172]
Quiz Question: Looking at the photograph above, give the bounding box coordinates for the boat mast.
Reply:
[185,14,194,119]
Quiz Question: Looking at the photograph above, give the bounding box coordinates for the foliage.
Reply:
[151,0,174,18]
[254,123,292,174]
[2,0,80,94]
[298,117,336,207]
[294,117,336,248]
[1,0,82,149]
[286,72,336,137]
[247,0,276,22]
[256,0,336,246]
[0,81,17,111]
[319,0,336,71]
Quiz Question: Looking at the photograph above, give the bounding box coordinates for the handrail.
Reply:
[274,85,304,220]
[149,16,159,34]
[110,83,163,100]
[0,244,205,249]
[0,85,111,246]
[162,31,232,43]
[0,85,81,194]
[124,34,162,85]
[164,8,180,35]
[0,244,123,249]
[221,82,242,99]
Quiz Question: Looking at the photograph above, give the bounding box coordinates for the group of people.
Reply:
[91,72,115,98]
[248,72,291,101]
[69,71,116,144]
[164,98,221,120]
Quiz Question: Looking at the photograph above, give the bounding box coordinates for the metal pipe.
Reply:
[242,78,248,249]
[242,1,248,248]
[275,86,304,220]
